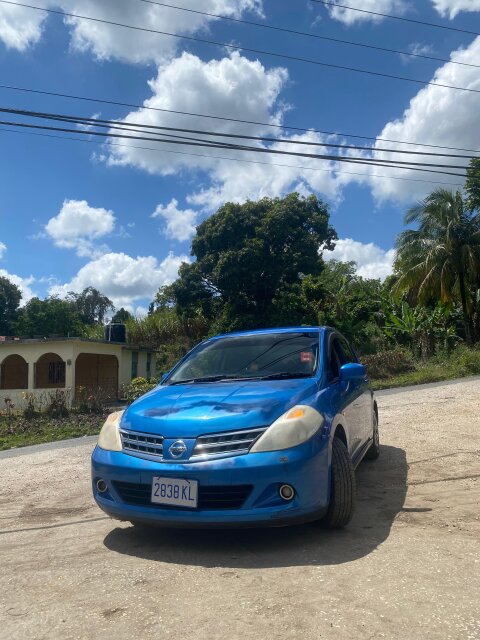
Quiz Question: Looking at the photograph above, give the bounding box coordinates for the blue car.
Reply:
[92,327,379,529]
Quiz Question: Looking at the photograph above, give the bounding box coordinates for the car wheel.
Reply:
[323,436,356,529]
[365,410,380,460]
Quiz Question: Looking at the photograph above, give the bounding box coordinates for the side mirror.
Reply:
[339,363,366,382]
[160,372,169,384]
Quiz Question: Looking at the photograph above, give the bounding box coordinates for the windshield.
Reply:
[167,332,320,384]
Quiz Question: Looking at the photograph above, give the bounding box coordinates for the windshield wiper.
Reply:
[258,372,314,380]
[169,375,247,385]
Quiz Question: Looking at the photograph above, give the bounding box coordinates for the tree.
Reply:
[394,189,480,344]
[67,287,114,325]
[14,297,85,337]
[111,308,132,323]
[163,193,337,330]
[306,261,385,353]
[0,276,21,335]
[465,157,480,213]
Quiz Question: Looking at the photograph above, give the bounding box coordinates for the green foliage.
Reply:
[361,349,414,379]
[394,188,480,343]
[125,310,210,372]
[465,157,480,213]
[0,276,22,335]
[0,413,106,451]
[384,300,460,358]
[44,389,71,418]
[162,193,336,331]
[14,296,85,338]
[111,307,132,323]
[123,377,159,404]
[371,344,480,389]
[308,261,386,354]
[67,286,114,325]
[74,386,110,414]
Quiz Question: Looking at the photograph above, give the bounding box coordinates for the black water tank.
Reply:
[105,323,126,343]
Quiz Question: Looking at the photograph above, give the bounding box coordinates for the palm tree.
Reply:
[394,189,480,344]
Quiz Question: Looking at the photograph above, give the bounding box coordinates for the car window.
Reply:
[338,337,357,363]
[327,338,341,382]
[167,332,320,383]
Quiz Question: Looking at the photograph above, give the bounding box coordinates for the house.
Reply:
[0,337,157,408]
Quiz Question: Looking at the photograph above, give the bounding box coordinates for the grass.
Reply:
[0,413,106,451]
[370,344,480,390]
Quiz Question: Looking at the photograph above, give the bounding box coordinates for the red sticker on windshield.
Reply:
[300,351,313,363]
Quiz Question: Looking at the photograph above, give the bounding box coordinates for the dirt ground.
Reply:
[0,379,479,640]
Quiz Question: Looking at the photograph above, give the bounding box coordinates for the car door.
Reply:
[337,335,372,451]
[325,333,364,459]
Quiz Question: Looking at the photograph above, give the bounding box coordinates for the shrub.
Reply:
[123,377,159,404]
[74,386,110,414]
[44,389,71,418]
[21,392,40,419]
[361,349,415,380]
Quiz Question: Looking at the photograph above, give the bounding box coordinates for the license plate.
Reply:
[151,477,198,508]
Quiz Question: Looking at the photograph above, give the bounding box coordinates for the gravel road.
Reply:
[0,379,479,640]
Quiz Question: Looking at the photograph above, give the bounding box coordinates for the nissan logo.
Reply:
[169,440,187,458]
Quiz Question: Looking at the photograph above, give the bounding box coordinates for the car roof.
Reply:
[210,326,329,341]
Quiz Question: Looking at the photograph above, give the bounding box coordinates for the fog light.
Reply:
[96,479,108,493]
[279,484,295,501]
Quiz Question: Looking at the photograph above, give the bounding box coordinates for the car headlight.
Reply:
[250,405,324,453]
[97,411,124,452]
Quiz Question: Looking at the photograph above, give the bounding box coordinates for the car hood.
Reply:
[121,378,318,438]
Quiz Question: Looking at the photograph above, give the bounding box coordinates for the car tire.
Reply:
[323,436,356,529]
[365,410,380,460]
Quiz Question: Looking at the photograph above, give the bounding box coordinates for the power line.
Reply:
[1,0,480,95]
[0,125,467,188]
[1,82,480,155]
[310,0,480,37]
[3,106,477,160]
[0,118,469,176]
[132,0,480,69]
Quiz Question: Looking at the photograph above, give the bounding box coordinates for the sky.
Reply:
[0,0,479,314]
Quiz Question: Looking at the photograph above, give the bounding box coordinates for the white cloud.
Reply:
[401,42,435,63]
[325,238,395,280]
[106,52,288,174]
[0,242,6,260]
[340,36,480,203]
[325,0,408,25]
[49,251,189,309]
[45,199,115,258]
[431,0,480,18]
[0,0,262,61]
[152,199,198,242]
[0,269,36,304]
[106,52,344,210]
[0,2,47,51]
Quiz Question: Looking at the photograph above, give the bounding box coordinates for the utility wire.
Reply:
[1,0,480,95]
[310,0,480,37]
[0,125,469,187]
[133,0,480,69]
[1,82,480,155]
[3,106,477,160]
[0,118,469,176]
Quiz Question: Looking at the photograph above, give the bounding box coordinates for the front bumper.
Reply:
[92,437,331,528]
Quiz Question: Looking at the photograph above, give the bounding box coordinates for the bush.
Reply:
[74,386,110,414]
[123,377,159,404]
[44,389,71,418]
[21,392,40,419]
[362,349,415,380]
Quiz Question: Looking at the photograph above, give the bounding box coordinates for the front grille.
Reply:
[120,429,164,457]
[113,481,253,510]
[191,427,267,458]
